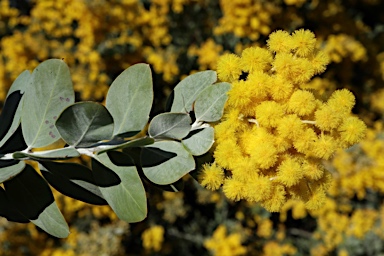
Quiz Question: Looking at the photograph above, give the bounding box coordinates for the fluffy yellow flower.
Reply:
[327,89,356,113]
[338,116,367,145]
[309,50,330,74]
[276,114,304,140]
[305,187,326,210]
[273,53,315,84]
[302,159,325,180]
[246,71,271,101]
[277,158,304,187]
[227,80,254,109]
[311,133,337,159]
[293,128,317,154]
[261,184,287,212]
[269,75,294,100]
[287,90,317,116]
[214,138,243,170]
[244,175,273,202]
[240,46,272,73]
[291,29,316,57]
[255,101,285,128]
[217,53,242,82]
[267,30,294,53]
[198,162,225,191]
[315,104,343,131]
[223,178,244,201]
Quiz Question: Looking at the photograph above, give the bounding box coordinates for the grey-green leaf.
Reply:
[3,164,69,238]
[56,102,114,147]
[170,71,217,113]
[182,127,214,156]
[194,82,231,122]
[148,113,191,139]
[32,203,70,238]
[106,64,153,137]
[13,147,80,160]
[21,59,74,148]
[93,153,147,222]
[0,160,25,183]
[141,141,195,185]
[6,70,30,97]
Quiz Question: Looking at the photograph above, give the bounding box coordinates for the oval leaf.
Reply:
[39,161,107,205]
[0,160,25,183]
[92,153,147,222]
[21,59,74,148]
[194,82,231,122]
[3,164,69,238]
[149,113,191,139]
[182,127,214,156]
[141,141,195,185]
[6,70,30,96]
[106,64,153,136]
[56,102,114,147]
[170,71,217,113]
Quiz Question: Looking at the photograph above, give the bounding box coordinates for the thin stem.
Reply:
[248,118,259,127]
[302,120,316,125]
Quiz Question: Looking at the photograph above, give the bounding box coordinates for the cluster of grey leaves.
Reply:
[0,59,230,238]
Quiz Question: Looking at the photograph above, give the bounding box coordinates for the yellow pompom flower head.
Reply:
[209,29,366,212]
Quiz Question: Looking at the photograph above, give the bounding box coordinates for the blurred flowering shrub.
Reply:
[1,0,384,255]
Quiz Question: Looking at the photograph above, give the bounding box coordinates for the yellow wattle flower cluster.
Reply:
[141,225,165,252]
[200,29,366,212]
[214,0,280,41]
[204,225,247,256]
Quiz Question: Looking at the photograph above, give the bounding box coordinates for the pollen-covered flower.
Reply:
[291,29,316,57]
[327,89,356,113]
[269,75,294,100]
[240,46,273,73]
[255,101,285,127]
[217,53,242,82]
[212,29,366,213]
[261,184,287,212]
[309,50,330,74]
[198,162,225,191]
[287,90,317,116]
[315,104,343,131]
[223,178,244,201]
[338,116,367,145]
[277,158,304,187]
[311,133,337,159]
[267,30,294,53]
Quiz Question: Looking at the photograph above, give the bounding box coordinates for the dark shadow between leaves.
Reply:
[3,164,54,220]
[107,151,135,166]
[0,125,27,154]
[182,128,203,140]
[0,186,29,223]
[40,161,107,205]
[140,147,177,168]
[0,90,23,141]
[91,158,121,187]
